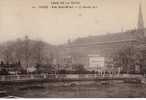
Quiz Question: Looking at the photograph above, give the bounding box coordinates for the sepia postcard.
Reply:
[0,0,146,98]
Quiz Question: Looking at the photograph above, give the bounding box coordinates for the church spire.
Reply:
[137,3,144,30]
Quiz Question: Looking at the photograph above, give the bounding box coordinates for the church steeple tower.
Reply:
[137,3,144,30]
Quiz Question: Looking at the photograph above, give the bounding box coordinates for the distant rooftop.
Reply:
[69,28,146,46]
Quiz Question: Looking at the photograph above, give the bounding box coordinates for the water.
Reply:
[1,81,146,98]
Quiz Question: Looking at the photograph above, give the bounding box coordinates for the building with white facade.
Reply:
[87,54,105,71]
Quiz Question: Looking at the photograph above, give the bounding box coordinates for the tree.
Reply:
[0,36,56,71]
[73,64,87,74]
[0,68,9,75]
[112,46,135,73]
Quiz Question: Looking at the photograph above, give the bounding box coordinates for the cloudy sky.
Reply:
[0,0,146,45]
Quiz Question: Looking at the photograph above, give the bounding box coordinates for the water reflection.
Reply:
[1,82,146,98]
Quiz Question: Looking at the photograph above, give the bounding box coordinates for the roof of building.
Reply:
[71,29,138,45]
[70,29,146,46]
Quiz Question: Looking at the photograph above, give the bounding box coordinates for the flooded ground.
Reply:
[1,81,146,98]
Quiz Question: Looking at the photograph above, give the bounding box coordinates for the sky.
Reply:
[0,0,146,45]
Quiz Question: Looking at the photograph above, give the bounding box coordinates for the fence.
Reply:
[0,73,141,82]
[0,74,56,81]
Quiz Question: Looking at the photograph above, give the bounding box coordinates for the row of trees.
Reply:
[0,36,92,75]
[0,36,56,68]
[111,45,146,74]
